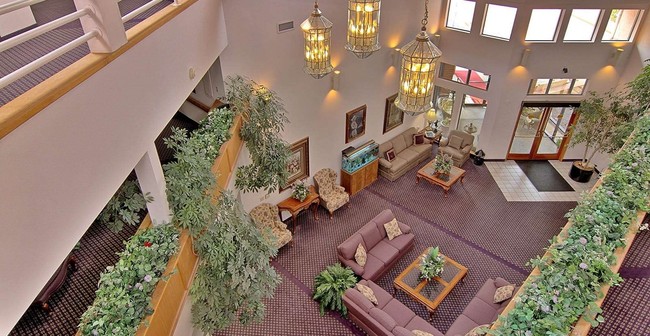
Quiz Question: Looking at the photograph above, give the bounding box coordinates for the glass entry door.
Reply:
[507,103,578,160]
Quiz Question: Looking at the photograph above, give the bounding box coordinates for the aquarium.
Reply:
[342,140,379,174]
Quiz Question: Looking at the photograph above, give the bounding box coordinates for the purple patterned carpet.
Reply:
[218,160,579,335]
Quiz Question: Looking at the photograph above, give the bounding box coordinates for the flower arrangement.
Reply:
[291,180,309,202]
[419,246,445,281]
[433,153,453,176]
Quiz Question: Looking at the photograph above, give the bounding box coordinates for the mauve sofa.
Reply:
[344,279,444,336]
[337,209,415,281]
[445,277,518,336]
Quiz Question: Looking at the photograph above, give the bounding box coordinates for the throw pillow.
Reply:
[448,135,464,149]
[413,133,425,145]
[383,218,403,240]
[493,284,515,303]
[384,148,396,162]
[356,283,378,305]
[412,330,435,336]
[464,324,490,336]
[355,243,367,267]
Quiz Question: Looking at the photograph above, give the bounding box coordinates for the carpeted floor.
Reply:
[0,0,174,107]
[217,160,577,335]
[9,220,140,336]
[515,160,574,192]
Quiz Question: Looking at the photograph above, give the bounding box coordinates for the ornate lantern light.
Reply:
[345,0,381,58]
[301,1,333,79]
[395,0,442,115]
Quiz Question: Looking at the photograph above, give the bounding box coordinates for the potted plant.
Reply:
[432,153,453,178]
[291,180,309,202]
[313,263,358,316]
[419,246,445,281]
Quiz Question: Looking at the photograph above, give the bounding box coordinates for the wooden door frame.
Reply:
[506,102,580,160]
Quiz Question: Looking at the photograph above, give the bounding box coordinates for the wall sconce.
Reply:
[611,48,624,65]
[519,48,530,66]
[331,70,341,90]
[432,33,441,45]
[391,48,401,67]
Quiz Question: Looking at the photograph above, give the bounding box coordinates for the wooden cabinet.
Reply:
[341,158,378,196]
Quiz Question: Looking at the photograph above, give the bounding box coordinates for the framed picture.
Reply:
[383,93,404,134]
[345,105,367,143]
[282,137,310,191]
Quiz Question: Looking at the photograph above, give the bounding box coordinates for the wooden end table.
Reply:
[416,161,466,197]
[394,248,468,320]
[277,185,319,232]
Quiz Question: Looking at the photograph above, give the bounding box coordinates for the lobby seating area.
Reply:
[378,127,433,181]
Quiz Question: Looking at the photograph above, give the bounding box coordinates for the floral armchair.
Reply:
[314,168,350,218]
[249,203,292,249]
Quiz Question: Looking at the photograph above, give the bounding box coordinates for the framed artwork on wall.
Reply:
[281,137,310,191]
[383,93,404,134]
[345,105,367,143]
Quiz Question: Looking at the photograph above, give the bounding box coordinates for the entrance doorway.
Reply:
[507,103,579,160]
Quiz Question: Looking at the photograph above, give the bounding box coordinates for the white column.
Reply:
[135,144,172,226]
[73,0,127,53]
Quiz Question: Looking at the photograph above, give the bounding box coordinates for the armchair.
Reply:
[439,130,474,167]
[313,168,350,218]
[249,203,293,249]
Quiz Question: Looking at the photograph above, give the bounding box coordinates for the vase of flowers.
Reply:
[291,180,309,202]
[432,153,453,179]
[419,247,445,281]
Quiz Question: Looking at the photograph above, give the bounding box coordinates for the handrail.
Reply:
[0,30,98,90]
[0,7,92,53]
[0,0,46,15]
[122,0,164,23]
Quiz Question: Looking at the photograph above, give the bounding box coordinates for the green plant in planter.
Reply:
[419,246,445,281]
[313,263,358,316]
[433,153,453,176]
[97,179,153,232]
[226,75,291,193]
[291,180,309,201]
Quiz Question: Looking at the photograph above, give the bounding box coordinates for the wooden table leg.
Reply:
[312,201,319,220]
[291,214,297,233]
[444,189,449,198]
[416,176,420,183]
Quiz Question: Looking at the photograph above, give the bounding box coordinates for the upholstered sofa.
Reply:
[445,277,518,336]
[344,279,444,336]
[337,209,415,281]
[438,130,474,167]
[378,127,432,181]
[249,203,293,249]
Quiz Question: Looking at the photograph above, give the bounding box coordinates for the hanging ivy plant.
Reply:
[97,179,152,233]
[226,75,291,193]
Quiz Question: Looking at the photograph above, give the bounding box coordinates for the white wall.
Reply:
[0,1,35,36]
[222,1,649,206]
[0,1,227,333]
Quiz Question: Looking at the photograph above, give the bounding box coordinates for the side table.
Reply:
[277,186,320,232]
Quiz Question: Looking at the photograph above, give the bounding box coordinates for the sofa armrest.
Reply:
[339,257,365,277]
[397,221,412,234]
[494,277,511,288]
[334,185,346,193]
[379,158,393,169]
[439,137,449,147]
[274,220,288,231]
[461,144,472,154]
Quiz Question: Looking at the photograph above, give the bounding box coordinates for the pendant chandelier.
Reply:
[345,0,381,58]
[394,0,442,115]
[301,1,333,79]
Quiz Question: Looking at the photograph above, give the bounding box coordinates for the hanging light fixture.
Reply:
[301,1,333,79]
[345,0,381,58]
[395,0,442,115]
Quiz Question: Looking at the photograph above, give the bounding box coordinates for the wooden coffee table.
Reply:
[394,248,468,320]
[416,161,466,197]
[277,186,319,232]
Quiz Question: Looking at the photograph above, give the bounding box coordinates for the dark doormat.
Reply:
[515,160,574,192]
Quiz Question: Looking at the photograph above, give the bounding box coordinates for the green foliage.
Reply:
[163,108,234,237]
[313,263,358,316]
[189,191,280,331]
[433,153,453,175]
[419,246,445,281]
[78,225,179,336]
[291,180,309,201]
[492,114,650,336]
[226,75,291,193]
[97,179,152,233]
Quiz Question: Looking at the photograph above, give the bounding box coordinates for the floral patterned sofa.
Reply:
[249,203,293,249]
[314,168,350,218]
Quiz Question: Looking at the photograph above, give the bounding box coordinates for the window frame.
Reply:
[525,9,563,42]
[601,9,644,42]
[527,78,588,95]
[445,0,476,33]
[439,62,491,91]
[563,9,603,43]
[481,3,518,41]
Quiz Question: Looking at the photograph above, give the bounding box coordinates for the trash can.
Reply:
[473,149,485,165]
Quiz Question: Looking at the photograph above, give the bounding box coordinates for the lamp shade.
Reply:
[301,3,333,79]
[345,0,381,58]
[395,29,442,115]
[425,108,437,122]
